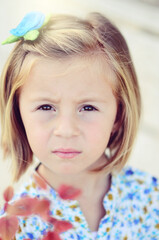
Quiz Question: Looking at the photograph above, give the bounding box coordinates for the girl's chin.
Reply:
[40,161,85,176]
[57,166,82,175]
[38,163,81,180]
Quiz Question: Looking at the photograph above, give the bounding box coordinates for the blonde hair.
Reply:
[0,12,141,182]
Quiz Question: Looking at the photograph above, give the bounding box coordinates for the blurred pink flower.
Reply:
[6,197,39,216]
[34,198,51,220]
[42,231,62,240]
[33,173,47,190]
[3,186,14,202]
[58,185,81,200]
[0,216,19,240]
[54,220,73,233]
[0,180,81,240]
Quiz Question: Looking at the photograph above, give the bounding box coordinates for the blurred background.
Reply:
[0,0,159,207]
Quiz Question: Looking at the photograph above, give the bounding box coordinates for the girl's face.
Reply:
[19,56,117,175]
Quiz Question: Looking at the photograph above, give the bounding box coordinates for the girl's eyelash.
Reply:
[81,105,98,111]
[37,104,98,111]
[38,105,54,111]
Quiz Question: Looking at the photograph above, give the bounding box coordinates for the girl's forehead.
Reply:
[19,54,117,107]
[25,54,117,85]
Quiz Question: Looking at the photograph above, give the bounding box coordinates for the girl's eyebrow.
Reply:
[30,96,108,103]
[77,98,108,103]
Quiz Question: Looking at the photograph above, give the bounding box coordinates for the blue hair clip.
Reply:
[2,11,51,45]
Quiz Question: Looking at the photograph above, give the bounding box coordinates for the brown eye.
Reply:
[38,105,54,111]
[81,105,97,111]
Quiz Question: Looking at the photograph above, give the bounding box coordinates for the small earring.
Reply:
[105,148,110,157]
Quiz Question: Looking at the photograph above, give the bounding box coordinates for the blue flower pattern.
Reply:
[0,166,159,239]
[10,12,45,37]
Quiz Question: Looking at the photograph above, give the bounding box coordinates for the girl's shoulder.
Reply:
[118,166,159,189]
[112,165,159,207]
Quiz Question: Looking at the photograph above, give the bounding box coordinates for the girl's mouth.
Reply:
[53,151,80,158]
[52,149,81,159]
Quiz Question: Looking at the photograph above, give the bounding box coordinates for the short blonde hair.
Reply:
[0,12,141,182]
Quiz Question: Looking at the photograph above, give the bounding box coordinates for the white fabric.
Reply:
[1,166,159,239]
[92,231,98,239]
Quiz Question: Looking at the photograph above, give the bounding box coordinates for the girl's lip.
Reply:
[53,148,81,153]
[52,150,81,159]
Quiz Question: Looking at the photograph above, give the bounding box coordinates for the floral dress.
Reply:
[0,166,159,240]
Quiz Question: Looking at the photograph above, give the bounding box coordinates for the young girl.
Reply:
[0,11,159,240]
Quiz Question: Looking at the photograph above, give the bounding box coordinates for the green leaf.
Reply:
[41,13,52,27]
[2,35,20,45]
[23,30,40,41]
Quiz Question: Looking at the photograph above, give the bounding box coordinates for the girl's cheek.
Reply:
[84,121,102,137]
[33,111,55,123]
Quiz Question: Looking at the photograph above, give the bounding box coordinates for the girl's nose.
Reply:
[53,114,80,138]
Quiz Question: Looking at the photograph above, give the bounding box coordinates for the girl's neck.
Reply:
[37,163,111,199]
